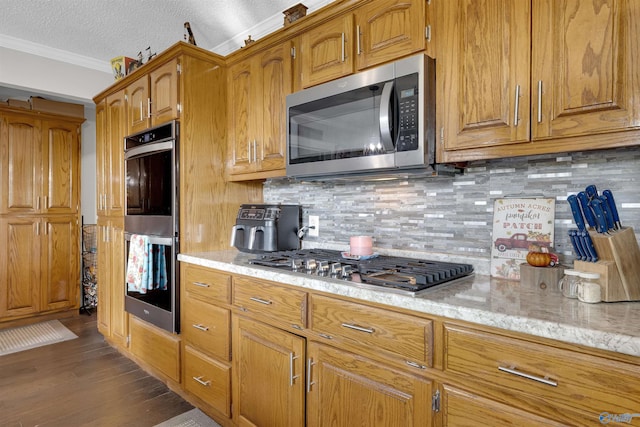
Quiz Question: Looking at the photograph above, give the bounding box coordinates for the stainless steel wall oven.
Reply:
[123,120,180,333]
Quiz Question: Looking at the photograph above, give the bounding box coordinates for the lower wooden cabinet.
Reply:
[184,345,231,418]
[232,315,306,427]
[307,341,433,427]
[129,316,181,383]
[0,215,79,321]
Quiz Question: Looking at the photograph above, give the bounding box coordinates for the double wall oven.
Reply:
[123,120,180,333]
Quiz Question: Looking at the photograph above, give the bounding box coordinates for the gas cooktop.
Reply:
[248,249,474,296]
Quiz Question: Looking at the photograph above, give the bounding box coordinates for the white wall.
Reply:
[0,47,113,224]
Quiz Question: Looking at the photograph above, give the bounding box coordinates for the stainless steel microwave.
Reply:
[286,53,436,179]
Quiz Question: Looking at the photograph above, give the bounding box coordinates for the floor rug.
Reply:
[154,408,222,427]
[0,319,77,356]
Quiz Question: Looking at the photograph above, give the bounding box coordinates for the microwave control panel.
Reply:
[396,73,419,152]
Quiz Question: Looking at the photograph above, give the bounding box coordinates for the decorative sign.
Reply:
[490,198,555,280]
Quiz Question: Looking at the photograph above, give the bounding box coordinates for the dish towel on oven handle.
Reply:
[153,245,168,290]
[126,234,153,293]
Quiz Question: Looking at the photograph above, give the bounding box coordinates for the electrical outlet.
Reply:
[308,215,320,237]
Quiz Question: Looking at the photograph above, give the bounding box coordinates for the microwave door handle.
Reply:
[379,81,395,151]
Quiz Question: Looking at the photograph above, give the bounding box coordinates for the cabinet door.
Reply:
[439,0,531,151]
[233,316,305,427]
[355,0,425,70]
[307,342,432,427]
[532,0,640,139]
[0,113,41,214]
[97,220,112,337]
[95,101,108,217]
[300,15,355,88]
[126,75,150,134]
[41,215,79,311]
[108,221,127,347]
[441,385,564,427]
[0,217,40,318]
[105,90,126,216]
[256,44,291,173]
[41,120,79,214]
[227,60,256,175]
[150,58,180,126]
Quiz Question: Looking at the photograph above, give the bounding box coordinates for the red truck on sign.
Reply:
[494,233,552,252]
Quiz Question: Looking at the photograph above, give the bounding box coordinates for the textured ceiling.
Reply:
[0,0,331,69]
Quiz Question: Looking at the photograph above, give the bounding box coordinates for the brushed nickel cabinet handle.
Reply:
[250,296,272,305]
[341,323,374,334]
[341,32,346,62]
[306,358,316,393]
[498,365,557,387]
[513,84,521,126]
[192,281,210,288]
[192,324,209,332]
[147,98,152,118]
[537,80,543,123]
[192,376,211,387]
[289,353,300,386]
[406,360,427,370]
[356,25,361,54]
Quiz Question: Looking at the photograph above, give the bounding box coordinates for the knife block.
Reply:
[574,227,640,302]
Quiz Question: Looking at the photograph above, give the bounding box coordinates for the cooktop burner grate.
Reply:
[248,249,474,294]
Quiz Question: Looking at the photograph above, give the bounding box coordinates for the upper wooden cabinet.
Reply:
[227,43,292,180]
[439,0,640,160]
[300,0,426,88]
[127,58,180,134]
[0,112,80,215]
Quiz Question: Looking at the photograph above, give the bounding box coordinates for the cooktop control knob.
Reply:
[317,260,329,276]
[291,259,303,271]
[305,259,317,273]
[329,262,342,277]
[341,265,353,279]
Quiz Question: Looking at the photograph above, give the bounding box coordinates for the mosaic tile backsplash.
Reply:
[263,146,640,274]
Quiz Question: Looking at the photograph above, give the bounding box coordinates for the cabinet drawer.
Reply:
[183,296,231,361]
[233,276,307,329]
[184,345,231,417]
[444,324,640,416]
[129,316,180,382]
[310,295,432,367]
[182,264,231,304]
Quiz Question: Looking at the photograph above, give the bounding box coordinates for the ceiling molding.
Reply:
[0,34,111,73]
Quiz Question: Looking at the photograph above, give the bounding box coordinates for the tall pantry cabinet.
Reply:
[0,107,83,322]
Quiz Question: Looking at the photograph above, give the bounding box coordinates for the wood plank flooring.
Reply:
[0,314,194,427]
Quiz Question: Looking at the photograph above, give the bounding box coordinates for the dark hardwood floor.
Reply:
[0,314,194,427]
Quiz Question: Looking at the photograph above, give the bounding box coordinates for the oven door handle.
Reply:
[379,81,395,152]
[124,232,174,246]
[125,140,174,160]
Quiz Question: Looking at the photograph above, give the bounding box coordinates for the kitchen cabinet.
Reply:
[442,323,640,425]
[96,217,127,347]
[0,215,79,318]
[227,43,292,180]
[0,108,82,323]
[96,90,125,217]
[126,58,179,134]
[232,315,306,427]
[129,315,181,383]
[307,341,432,427]
[439,0,640,161]
[1,113,80,215]
[300,0,426,88]
[181,264,232,420]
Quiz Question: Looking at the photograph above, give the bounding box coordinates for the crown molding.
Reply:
[211,0,333,56]
[0,34,111,73]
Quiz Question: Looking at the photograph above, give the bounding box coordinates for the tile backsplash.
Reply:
[264,146,640,274]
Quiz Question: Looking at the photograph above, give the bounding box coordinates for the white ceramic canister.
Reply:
[577,272,602,303]
[559,269,581,298]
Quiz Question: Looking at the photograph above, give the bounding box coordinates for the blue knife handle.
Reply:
[585,184,598,201]
[598,195,615,231]
[568,229,585,261]
[581,231,598,262]
[567,195,586,231]
[577,192,596,228]
[589,199,608,233]
[603,189,621,228]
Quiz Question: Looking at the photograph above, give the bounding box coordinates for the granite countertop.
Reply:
[178,249,640,359]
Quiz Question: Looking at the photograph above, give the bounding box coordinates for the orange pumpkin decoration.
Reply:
[526,251,551,267]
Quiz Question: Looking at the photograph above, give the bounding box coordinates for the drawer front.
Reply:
[444,324,640,416]
[233,277,307,328]
[310,294,432,367]
[184,345,231,417]
[129,316,180,383]
[183,296,231,361]
[182,264,231,304]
